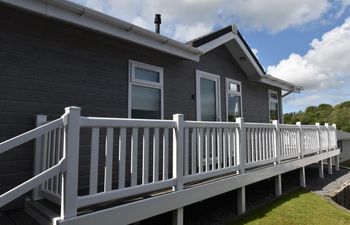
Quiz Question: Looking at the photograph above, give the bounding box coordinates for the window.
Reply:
[226,78,242,122]
[128,60,163,119]
[196,70,221,121]
[268,90,280,122]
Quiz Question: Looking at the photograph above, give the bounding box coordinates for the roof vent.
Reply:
[154,14,161,34]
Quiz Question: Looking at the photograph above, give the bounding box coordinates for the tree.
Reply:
[283,101,350,132]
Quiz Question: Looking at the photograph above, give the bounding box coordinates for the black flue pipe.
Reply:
[154,14,161,34]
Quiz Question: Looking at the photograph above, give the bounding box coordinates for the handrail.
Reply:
[245,123,275,128]
[80,116,176,128]
[0,157,66,208]
[0,118,64,154]
[184,120,239,128]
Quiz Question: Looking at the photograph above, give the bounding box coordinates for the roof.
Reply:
[337,130,350,141]
[187,25,302,92]
[187,25,265,74]
[0,0,202,61]
[1,0,301,92]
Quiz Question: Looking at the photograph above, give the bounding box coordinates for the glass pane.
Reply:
[200,78,217,121]
[135,67,160,83]
[269,102,278,121]
[227,95,241,122]
[229,82,240,92]
[270,92,278,100]
[131,85,160,119]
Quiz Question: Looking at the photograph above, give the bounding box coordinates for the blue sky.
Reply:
[72,0,350,113]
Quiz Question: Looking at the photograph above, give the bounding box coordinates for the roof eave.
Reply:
[1,0,202,61]
[259,75,303,92]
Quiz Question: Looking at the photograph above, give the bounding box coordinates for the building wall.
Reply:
[0,4,282,198]
[339,140,350,162]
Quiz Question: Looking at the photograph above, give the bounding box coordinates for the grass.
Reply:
[340,160,350,167]
[228,188,350,225]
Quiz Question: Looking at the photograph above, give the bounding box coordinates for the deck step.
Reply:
[24,199,60,225]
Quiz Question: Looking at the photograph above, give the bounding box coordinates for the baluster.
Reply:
[131,128,138,186]
[198,128,203,172]
[191,129,197,174]
[163,128,169,180]
[223,128,227,168]
[119,128,126,188]
[104,128,113,191]
[205,128,210,171]
[142,128,149,184]
[217,128,222,169]
[89,128,99,194]
[211,128,216,169]
[184,128,189,176]
[152,128,159,182]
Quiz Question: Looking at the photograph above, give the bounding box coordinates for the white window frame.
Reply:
[128,60,164,119]
[225,78,243,121]
[268,89,279,122]
[196,70,221,121]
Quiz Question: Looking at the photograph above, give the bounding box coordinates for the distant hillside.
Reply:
[284,101,350,132]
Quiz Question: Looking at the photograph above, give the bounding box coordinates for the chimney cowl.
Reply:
[154,14,161,34]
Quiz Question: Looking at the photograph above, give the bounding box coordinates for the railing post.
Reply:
[333,123,340,171]
[296,122,303,158]
[235,117,245,174]
[61,106,81,220]
[32,115,47,200]
[272,120,280,164]
[324,123,333,174]
[316,123,321,153]
[273,120,282,196]
[172,114,184,190]
[316,123,324,179]
[236,117,246,215]
[316,123,324,178]
[172,114,184,225]
[325,123,330,151]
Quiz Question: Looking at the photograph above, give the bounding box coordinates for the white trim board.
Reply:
[57,149,340,225]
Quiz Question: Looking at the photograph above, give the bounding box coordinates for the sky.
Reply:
[71,0,350,113]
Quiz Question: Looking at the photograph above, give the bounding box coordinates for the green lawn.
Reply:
[228,189,350,225]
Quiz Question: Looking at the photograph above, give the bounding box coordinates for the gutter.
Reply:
[0,0,202,61]
[260,75,303,93]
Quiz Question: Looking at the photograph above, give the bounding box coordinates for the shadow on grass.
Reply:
[227,188,309,225]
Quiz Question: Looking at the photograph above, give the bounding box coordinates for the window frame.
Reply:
[128,60,164,119]
[196,70,221,121]
[225,78,243,122]
[268,89,280,122]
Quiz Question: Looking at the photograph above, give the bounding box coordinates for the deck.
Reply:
[0,106,339,225]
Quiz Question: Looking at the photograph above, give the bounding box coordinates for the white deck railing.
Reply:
[0,115,66,208]
[0,106,338,222]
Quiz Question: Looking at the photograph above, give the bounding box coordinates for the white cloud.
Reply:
[267,17,350,90]
[173,23,213,42]
[228,0,329,32]
[72,0,331,40]
[268,17,350,112]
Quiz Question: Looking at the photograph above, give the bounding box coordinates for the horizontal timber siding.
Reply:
[0,3,282,201]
